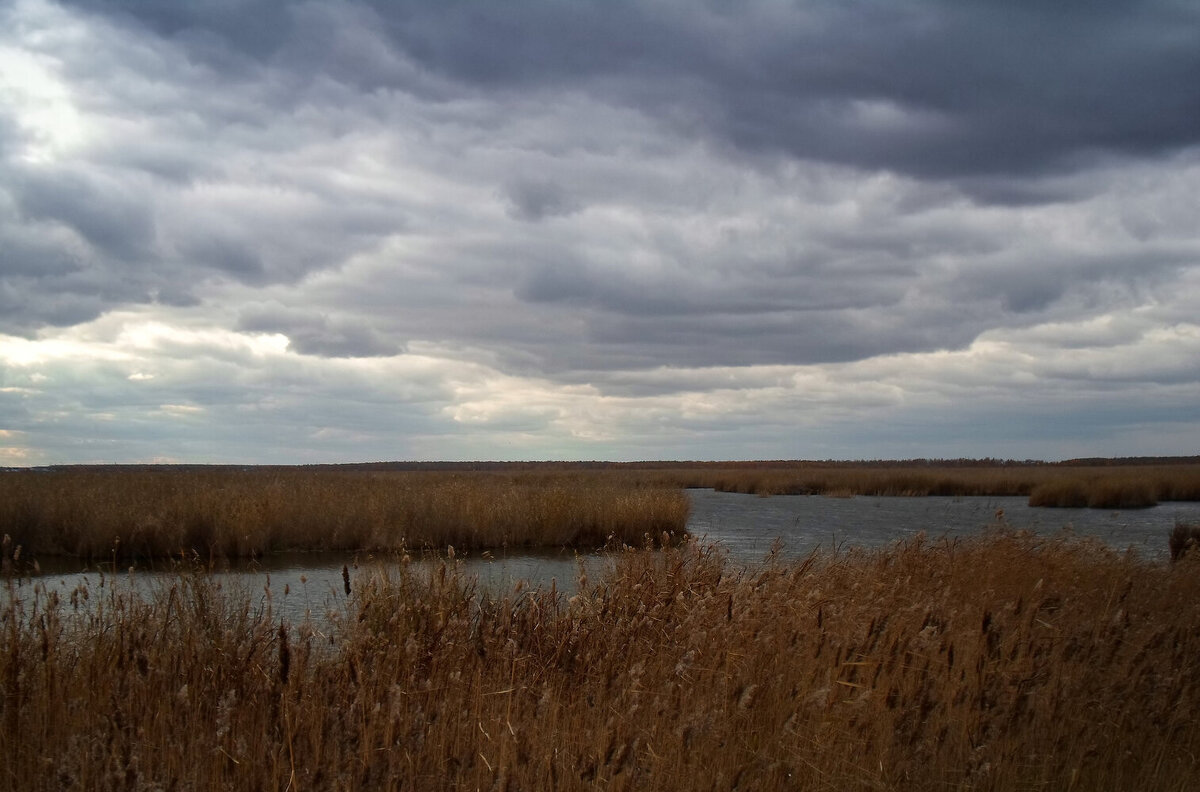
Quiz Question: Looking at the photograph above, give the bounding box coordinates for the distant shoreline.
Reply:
[10,455,1199,473]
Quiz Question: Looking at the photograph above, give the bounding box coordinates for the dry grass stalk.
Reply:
[1169,521,1200,561]
[3,531,1198,790]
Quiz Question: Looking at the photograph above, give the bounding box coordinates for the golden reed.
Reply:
[0,468,690,561]
[3,531,1198,790]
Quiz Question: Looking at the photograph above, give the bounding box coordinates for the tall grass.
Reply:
[0,469,689,561]
[3,532,1198,790]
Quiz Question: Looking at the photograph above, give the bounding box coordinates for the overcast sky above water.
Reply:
[2,0,1199,465]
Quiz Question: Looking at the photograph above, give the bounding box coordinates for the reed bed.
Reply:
[0,469,689,561]
[3,531,1198,790]
[645,463,1200,508]
[2,460,1197,563]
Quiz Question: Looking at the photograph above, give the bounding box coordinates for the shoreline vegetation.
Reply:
[634,457,1200,505]
[1,458,1199,561]
[3,532,1199,790]
[0,469,689,563]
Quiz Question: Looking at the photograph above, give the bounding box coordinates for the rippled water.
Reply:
[8,491,1198,624]
[685,489,1200,562]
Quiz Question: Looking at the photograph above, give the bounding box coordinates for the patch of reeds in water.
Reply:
[649,462,1200,509]
[0,469,689,561]
[3,531,1198,790]
[1169,521,1200,561]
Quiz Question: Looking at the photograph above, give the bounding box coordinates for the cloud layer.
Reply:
[2,0,1199,463]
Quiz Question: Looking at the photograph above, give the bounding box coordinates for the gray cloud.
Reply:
[504,179,582,222]
[236,303,404,358]
[2,0,1199,463]
[11,166,156,261]
[63,0,1200,181]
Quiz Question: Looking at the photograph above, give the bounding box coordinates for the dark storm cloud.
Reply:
[513,254,908,321]
[3,0,1199,466]
[308,224,942,375]
[236,303,404,358]
[0,165,157,333]
[11,166,155,261]
[504,179,581,222]
[177,235,265,280]
[63,0,1200,183]
[577,307,978,372]
[0,165,206,333]
[12,0,1197,352]
[947,248,1196,317]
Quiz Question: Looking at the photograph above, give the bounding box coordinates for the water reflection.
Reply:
[5,547,593,626]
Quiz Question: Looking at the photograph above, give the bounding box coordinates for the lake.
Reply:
[8,490,1198,624]
[685,489,1198,562]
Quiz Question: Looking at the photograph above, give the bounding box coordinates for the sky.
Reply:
[1,0,1199,465]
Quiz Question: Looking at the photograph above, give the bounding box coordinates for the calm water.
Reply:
[6,547,589,626]
[9,491,1198,623]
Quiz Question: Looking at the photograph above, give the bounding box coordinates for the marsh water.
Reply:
[685,490,1197,562]
[9,490,1199,624]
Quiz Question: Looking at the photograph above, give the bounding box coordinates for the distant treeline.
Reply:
[314,456,1200,470]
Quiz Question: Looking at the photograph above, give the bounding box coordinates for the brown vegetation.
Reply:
[0,469,689,561]
[3,532,1198,790]
[1,460,1197,562]
[1169,521,1200,561]
[640,461,1200,508]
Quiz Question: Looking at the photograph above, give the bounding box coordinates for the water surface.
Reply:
[686,489,1199,563]
[8,491,1197,624]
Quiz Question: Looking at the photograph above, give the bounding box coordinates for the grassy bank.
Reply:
[3,532,1198,790]
[0,469,689,561]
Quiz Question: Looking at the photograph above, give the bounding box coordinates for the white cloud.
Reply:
[0,2,92,163]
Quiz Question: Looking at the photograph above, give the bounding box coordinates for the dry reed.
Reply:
[641,462,1200,508]
[4,460,1197,564]
[3,531,1198,790]
[0,469,689,561]
[1169,521,1200,561]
